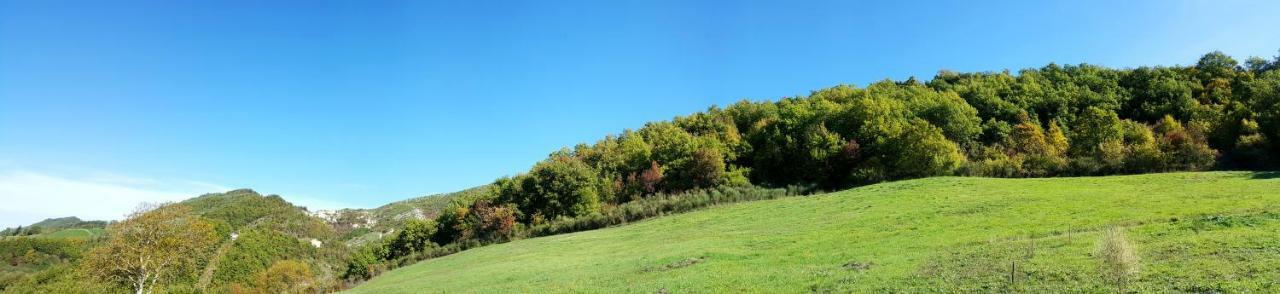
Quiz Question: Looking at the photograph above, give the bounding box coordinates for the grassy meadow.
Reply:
[348,172,1280,293]
[40,228,105,239]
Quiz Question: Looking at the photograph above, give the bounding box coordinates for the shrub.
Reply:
[249,260,318,294]
[527,185,797,237]
[467,200,517,242]
[341,244,386,281]
[385,219,437,260]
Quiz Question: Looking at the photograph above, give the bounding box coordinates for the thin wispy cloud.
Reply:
[0,170,224,228]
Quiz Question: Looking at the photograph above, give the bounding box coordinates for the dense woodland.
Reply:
[341,51,1280,283]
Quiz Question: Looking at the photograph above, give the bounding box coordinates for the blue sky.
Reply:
[2,0,1279,227]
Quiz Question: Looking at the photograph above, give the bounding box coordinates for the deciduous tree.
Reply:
[83,203,217,294]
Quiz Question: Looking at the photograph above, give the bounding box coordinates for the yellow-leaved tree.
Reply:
[83,203,217,294]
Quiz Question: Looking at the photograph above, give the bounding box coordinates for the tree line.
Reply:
[343,50,1280,283]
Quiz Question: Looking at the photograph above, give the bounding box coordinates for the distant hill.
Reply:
[0,220,106,290]
[0,216,107,238]
[315,185,492,244]
[178,189,345,291]
[183,188,334,237]
[26,217,79,229]
[28,217,106,230]
[367,185,491,227]
[349,172,1280,293]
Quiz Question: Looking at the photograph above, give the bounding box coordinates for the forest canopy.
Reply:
[503,50,1280,205]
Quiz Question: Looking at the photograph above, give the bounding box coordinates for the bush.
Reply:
[341,244,386,281]
[467,200,517,242]
[248,260,318,294]
[527,185,797,237]
[385,219,437,260]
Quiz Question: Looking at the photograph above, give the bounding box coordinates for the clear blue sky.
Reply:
[2,0,1279,226]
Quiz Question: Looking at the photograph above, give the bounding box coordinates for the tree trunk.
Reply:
[135,275,146,294]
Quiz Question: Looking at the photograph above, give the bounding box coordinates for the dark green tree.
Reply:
[385,219,437,259]
[497,156,601,223]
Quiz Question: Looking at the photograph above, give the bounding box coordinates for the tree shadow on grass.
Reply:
[1249,171,1280,180]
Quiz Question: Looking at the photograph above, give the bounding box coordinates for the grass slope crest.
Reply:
[350,172,1280,293]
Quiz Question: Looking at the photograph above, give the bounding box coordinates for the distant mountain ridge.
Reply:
[27,217,103,229]
[5,185,487,244]
[0,216,108,237]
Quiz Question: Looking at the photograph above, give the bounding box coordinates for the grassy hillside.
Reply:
[180,189,345,291]
[0,228,105,241]
[1,217,107,238]
[349,172,1280,293]
[183,189,333,236]
[27,217,106,230]
[40,228,104,239]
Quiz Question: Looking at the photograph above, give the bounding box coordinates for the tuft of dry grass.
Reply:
[1096,226,1140,291]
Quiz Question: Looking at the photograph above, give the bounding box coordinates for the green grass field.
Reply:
[41,228,105,239]
[348,172,1280,293]
[0,228,106,241]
